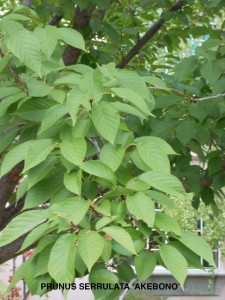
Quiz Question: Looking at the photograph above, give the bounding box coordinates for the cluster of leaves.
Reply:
[0,0,224,299]
[154,36,225,206]
[164,193,225,257]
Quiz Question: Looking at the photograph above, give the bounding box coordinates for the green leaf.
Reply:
[6,260,30,293]
[169,241,204,270]
[34,244,53,277]
[6,29,42,75]
[35,234,58,256]
[0,141,32,177]
[24,177,61,209]
[126,177,150,191]
[116,70,149,100]
[16,177,28,202]
[95,216,117,230]
[61,197,90,225]
[0,19,25,36]
[93,200,111,216]
[212,78,225,95]
[136,140,170,173]
[101,239,112,262]
[92,102,120,144]
[160,245,188,288]
[20,222,57,252]
[81,160,116,183]
[24,77,52,97]
[49,89,66,103]
[100,144,125,171]
[75,250,87,276]
[27,156,57,189]
[0,86,21,98]
[146,191,175,209]
[3,13,31,21]
[0,210,51,247]
[0,92,27,117]
[54,73,81,86]
[61,137,87,165]
[0,53,10,73]
[112,102,146,119]
[126,192,155,227]
[33,25,58,59]
[0,128,18,153]
[200,187,214,205]
[176,121,196,145]
[135,136,176,155]
[24,139,55,172]
[111,88,150,115]
[102,226,136,254]
[25,261,51,295]
[174,56,197,82]
[143,76,169,91]
[74,0,90,10]
[155,95,183,109]
[139,171,185,197]
[57,27,85,51]
[200,60,221,85]
[48,234,76,283]
[40,104,68,133]
[66,88,85,125]
[117,262,135,282]
[178,232,216,267]
[130,149,150,172]
[77,230,104,271]
[134,251,157,281]
[90,268,118,284]
[64,170,82,195]
[154,212,181,236]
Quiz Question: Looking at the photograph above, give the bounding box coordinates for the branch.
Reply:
[63,7,94,66]
[0,198,25,231]
[195,93,225,101]
[0,162,24,223]
[0,49,28,93]
[181,176,213,193]
[0,206,49,263]
[116,1,183,68]
[48,14,64,26]
[0,235,28,264]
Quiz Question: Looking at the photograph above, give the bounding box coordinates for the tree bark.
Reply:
[63,7,93,66]
[0,198,25,231]
[0,235,28,264]
[0,162,24,227]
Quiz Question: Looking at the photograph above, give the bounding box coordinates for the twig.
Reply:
[0,49,28,93]
[87,137,101,154]
[119,278,137,300]
[151,87,225,103]
[195,93,225,101]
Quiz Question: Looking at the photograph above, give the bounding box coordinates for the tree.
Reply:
[0,0,224,298]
